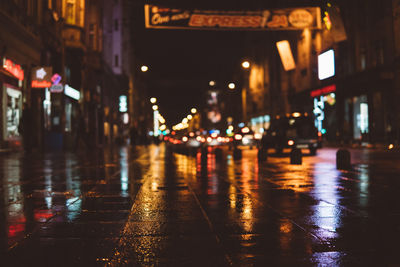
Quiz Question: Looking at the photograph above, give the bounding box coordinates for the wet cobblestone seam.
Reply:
[105,149,161,266]
[185,179,234,266]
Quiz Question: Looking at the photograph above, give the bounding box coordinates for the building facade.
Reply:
[242,0,400,145]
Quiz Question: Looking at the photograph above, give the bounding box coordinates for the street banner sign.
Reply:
[145,5,321,30]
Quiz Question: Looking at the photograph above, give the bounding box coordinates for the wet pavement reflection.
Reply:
[2,144,400,266]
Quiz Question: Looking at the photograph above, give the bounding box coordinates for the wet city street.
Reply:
[1,145,400,266]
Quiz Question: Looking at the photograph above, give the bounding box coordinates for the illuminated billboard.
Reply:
[318,49,335,80]
[145,5,321,31]
[276,40,296,71]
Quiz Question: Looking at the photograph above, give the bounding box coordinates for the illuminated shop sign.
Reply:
[310,84,336,97]
[119,95,128,112]
[2,58,24,80]
[50,84,63,93]
[145,5,321,30]
[31,67,53,88]
[64,84,80,100]
[318,49,335,80]
[313,86,336,135]
[32,80,52,88]
[51,73,62,85]
[276,40,296,71]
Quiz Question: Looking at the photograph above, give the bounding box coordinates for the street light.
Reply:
[228,82,235,90]
[141,65,149,72]
[209,80,216,86]
[152,105,158,111]
[242,61,250,69]
[187,114,193,120]
[191,108,197,114]
[150,97,157,104]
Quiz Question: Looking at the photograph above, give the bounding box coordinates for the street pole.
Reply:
[242,86,247,122]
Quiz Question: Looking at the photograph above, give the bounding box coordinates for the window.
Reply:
[115,54,119,67]
[66,1,75,24]
[114,19,119,31]
[64,0,84,27]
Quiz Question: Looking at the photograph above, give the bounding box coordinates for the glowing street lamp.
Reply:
[228,82,235,90]
[191,108,197,114]
[152,105,158,111]
[242,61,250,69]
[187,114,193,120]
[209,80,216,86]
[150,97,157,104]
[141,65,149,72]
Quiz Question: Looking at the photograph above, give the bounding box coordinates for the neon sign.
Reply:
[51,73,62,85]
[64,84,80,100]
[310,84,336,97]
[2,58,24,80]
[318,49,335,80]
[32,80,52,88]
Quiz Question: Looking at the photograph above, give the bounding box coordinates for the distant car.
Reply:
[233,126,258,148]
[261,113,320,155]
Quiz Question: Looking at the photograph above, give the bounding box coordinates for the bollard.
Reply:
[214,147,223,160]
[257,149,267,161]
[290,148,302,164]
[233,148,242,160]
[336,149,351,170]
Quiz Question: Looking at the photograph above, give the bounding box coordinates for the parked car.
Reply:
[261,113,320,155]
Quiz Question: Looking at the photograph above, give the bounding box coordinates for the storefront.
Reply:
[339,68,394,144]
[344,95,369,141]
[63,84,81,150]
[0,58,24,149]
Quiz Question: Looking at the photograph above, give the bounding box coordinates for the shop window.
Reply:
[5,87,22,139]
[352,95,369,140]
